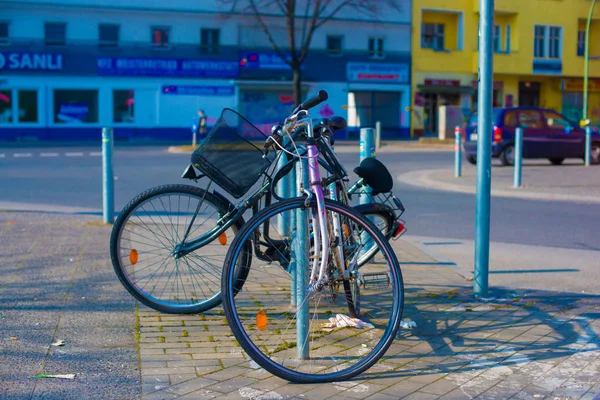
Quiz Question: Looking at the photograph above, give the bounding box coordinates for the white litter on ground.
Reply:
[400,320,417,329]
[321,314,374,331]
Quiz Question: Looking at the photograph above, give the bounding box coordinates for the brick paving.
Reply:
[1,212,599,399]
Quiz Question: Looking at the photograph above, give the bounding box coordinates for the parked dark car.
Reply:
[462,107,600,166]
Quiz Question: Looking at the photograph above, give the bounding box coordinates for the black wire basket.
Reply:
[191,108,276,199]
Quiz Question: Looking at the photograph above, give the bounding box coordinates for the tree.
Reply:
[225,0,402,106]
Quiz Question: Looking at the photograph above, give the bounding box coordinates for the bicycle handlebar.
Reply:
[295,90,328,113]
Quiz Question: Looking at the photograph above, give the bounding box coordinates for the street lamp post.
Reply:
[583,0,597,121]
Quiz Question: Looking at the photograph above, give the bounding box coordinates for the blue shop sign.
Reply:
[533,59,562,75]
[239,52,294,70]
[97,57,238,78]
[347,62,409,83]
[162,85,235,95]
[0,51,63,71]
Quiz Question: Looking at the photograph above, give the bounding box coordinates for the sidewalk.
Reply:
[397,161,600,204]
[1,212,599,399]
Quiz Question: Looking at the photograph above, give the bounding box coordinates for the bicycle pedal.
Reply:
[359,272,391,290]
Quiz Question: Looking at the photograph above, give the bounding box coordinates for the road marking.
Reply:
[13,153,32,157]
[40,153,59,157]
[65,152,84,157]
[89,152,102,156]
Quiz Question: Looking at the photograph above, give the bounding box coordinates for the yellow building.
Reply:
[411,0,600,137]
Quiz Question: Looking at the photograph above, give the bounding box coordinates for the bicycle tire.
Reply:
[221,197,404,383]
[110,184,250,314]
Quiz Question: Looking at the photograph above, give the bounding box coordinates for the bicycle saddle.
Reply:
[353,157,393,195]
[314,116,348,132]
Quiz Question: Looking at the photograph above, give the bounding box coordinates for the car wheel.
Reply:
[466,155,477,165]
[591,142,600,165]
[500,145,515,166]
[549,158,564,165]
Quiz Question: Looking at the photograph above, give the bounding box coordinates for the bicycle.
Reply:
[220,90,404,383]
[110,91,405,315]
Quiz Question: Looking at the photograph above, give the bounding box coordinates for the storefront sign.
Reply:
[162,85,235,95]
[532,59,562,74]
[57,104,89,122]
[239,52,293,70]
[471,80,504,90]
[0,51,63,71]
[424,79,460,87]
[562,79,600,92]
[347,62,409,83]
[97,57,238,78]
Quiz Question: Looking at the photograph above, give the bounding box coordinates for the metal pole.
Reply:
[454,126,462,178]
[295,157,309,359]
[359,128,376,205]
[474,0,494,297]
[289,161,297,306]
[585,125,592,166]
[375,121,382,150]
[102,127,114,224]
[583,0,597,122]
[514,127,523,187]
[276,145,290,235]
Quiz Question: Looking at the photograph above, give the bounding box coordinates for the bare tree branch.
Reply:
[249,0,292,66]
[286,0,297,63]
[314,0,354,30]
[299,0,311,53]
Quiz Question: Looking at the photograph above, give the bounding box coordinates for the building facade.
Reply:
[0,0,412,142]
[411,0,600,137]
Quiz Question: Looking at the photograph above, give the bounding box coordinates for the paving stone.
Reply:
[160,377,217,396]
[205,376,258,394]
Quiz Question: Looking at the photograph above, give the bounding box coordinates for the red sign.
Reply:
[424,79,460,87]
[357,73,399,80]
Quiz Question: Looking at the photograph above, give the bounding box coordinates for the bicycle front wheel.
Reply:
[221,197,404,383]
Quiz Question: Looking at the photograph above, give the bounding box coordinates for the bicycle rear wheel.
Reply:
[221,197,404,383]
[110,184,250,314]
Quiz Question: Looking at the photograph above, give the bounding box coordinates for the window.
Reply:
[113,90,134,123]
[504,110,518,128]
[200,28,219,53]
[368,37,384,58]
[493,25,502,53]
[0,90,12,123]
[327,35,343,55]
[534,25,562,59]
[45,22,66,46]
[99,24,119,47]
[53,90,99,123]
[18,90,38,122]
[0,22,8,44]
[577,30,585,57]
[543,111,571,130]
[506,25,511,53]
[518,110,543,129]
[421,23,444,50]
[152,27,170,47]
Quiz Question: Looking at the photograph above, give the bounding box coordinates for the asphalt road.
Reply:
[0,145,597,251]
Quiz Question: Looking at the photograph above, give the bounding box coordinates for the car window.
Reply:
[504,111,518,127]
[543,111,571,129]
[518,110,543,129]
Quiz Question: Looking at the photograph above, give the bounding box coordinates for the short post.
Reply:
[359,128,376,205]
[454,126,462,178]
[295,157,309,359]
[585,125,592,167]
[514,127,523,187]
[375,121,382,150]
[102,127,114,224]
[191,117,197,147]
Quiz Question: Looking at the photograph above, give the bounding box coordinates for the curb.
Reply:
[397,169,600,204]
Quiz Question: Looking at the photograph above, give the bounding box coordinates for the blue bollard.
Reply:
[585,126,592,167]
[455,126,462,178]
[514,127,523,188]
[102,127,114,224]
[295,157,309,359]
[276,145,290,235]
[359,127,376,204]
[289,161,297,306]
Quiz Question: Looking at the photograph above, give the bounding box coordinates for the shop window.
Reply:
[0,90,12,123]
[152,27,170,47]
[18,90,38,122]
[53,90,99,123]
[0,22,9,44]
[99,24,119,47]
[577,30,585,57]
[113,90,134,123]
[421,23,444,51]
[200,28,220,53]
[45,22,66,46]
[368,37,384,58]
[327,35,343,55]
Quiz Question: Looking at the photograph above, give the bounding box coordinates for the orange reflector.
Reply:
[256,310,268,331]
[218,232,228,246]
[343,224,350,238]
[129,249,139,265]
